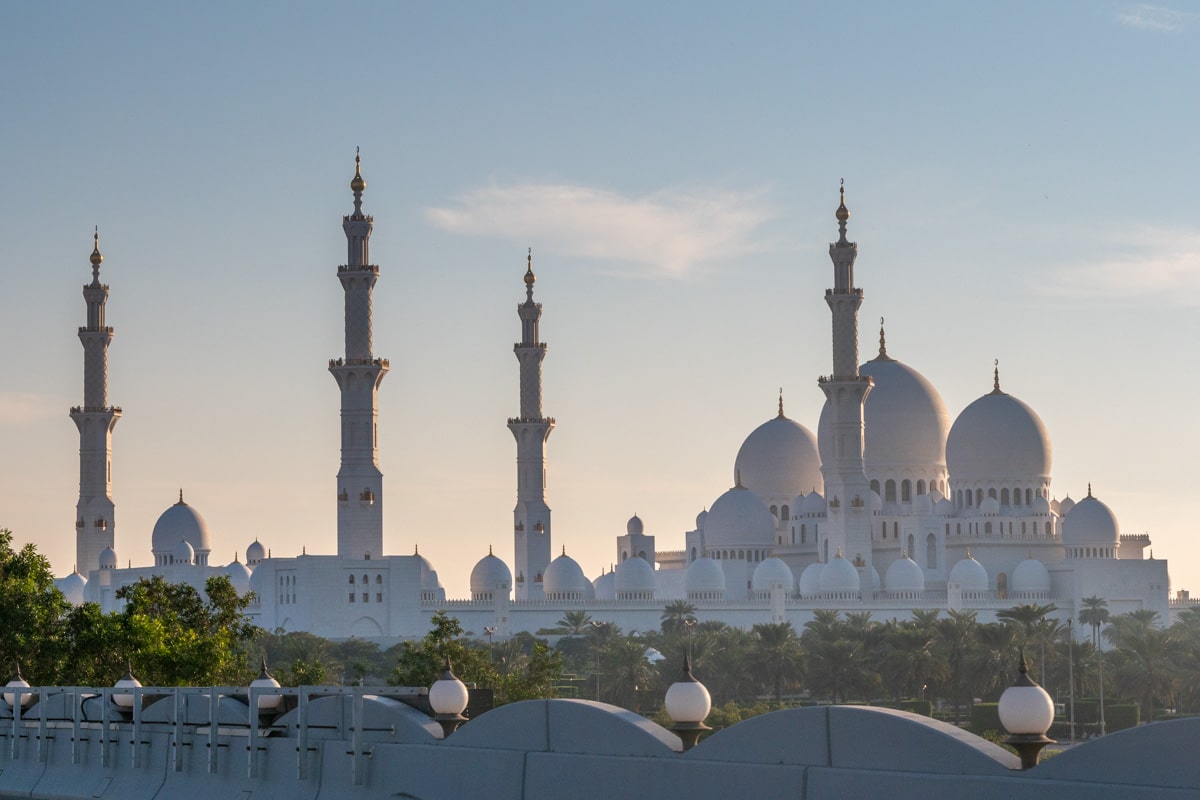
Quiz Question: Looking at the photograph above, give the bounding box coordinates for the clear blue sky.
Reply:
[2,2,1198,597]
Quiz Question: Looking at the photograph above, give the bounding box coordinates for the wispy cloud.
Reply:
[1115,4,1197,32]
[1041,226,1200,304]
[425,182,774,279]
[0,391,63,426]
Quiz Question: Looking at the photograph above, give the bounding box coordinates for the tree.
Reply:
[751,622,803,706]
[661,600,698,636]
[996,602,1057,683]
[1078,596,1110,648]
[0,529,70,681]
[555,610,594,636]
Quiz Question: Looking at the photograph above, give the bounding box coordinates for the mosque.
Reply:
[53,158,1188,642]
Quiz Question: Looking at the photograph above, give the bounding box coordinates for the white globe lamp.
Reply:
[998,651,1056,769]
[429,656,469,737]
[664,654,712,751]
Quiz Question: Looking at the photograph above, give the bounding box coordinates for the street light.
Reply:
[664,654,712,751]
[250,655,283,711]
[590,620,604,702]
[1066,619,1075,741]
[429,655,469,737]
[113,661,142,709]
[4,662,32,708]
[998,650,1056,769]
[483,626,497,664]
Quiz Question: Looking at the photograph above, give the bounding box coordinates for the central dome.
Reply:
[734,412,822,503]
[819,352,950,478]
[151,495,212,558]
[947,383,1051,485]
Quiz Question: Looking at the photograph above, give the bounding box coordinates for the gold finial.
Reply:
[835,546,843,559]
[1087,482,1092,498]
[777,387,785,418]
[177,488,185,505]
[524,247,536,286]
[878,316,890,359]
[488,544,493,556]
[734,468,744,489]
[561,545,566,556]
[350,147,366,193]
[414,543,419,555]
[901,548,908,559]
[836,179,850,222]
[966,548,973,560]
[992,359,1002,393]
[90,226,103,267]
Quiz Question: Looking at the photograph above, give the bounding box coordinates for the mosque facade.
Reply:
[53,159,1188,642]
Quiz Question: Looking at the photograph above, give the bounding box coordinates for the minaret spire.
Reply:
[329,151,389,560]
[778,387,785,418]
[71,229,121,574]
[509,249,555,600]
[876,316,892,360]
[817,182,874,593]
[991,359,1002,394]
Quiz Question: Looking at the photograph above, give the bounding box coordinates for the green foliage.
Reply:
[970,702,1002,734]
[0,529,71,681]
[1106,704,1140,731]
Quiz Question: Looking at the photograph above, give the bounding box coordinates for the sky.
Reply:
[1,2,1198,599]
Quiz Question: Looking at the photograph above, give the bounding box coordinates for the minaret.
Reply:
[508,250,555,600]
[329,150,389,560]
[817,183,874,587]
[70,229,121,574]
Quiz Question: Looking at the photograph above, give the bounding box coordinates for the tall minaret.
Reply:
[329,150,389,560]
[817,183,874,585]
[71,229,121,574]
[508,250,555,601]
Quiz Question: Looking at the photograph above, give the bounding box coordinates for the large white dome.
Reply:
[543,552,588,598]
[470,551,512,595]
[734,411,822,502]
[751,558,795,593]
[224,560,252,594]
[819,553,860,594]
[703,486,777,549]
[1011,556,1051,596]
[614,556,657,597]
[56,570,87,605]
[151,494,212,556]
[593,569,616,601]
[819,351,950,477]
[948,553,989,593]
[885,555,925,594]
[685,557,725,595]
[1062,491,1119,547]
[947,384,1051,485]
[797,562,824,597]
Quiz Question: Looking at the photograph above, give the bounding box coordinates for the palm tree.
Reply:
[883,620,947,702]
[935,609,978,722]
[660,600,698,637]
[556,610,594,636]
[751,622,803,706]
[996,602,1057,683]
[1078,596,1110,647]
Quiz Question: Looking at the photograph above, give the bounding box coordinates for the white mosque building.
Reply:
[54,159,1190,642]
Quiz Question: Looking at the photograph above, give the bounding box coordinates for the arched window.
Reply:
[997,572,1008,600]
[988,488,997,500]
[917,480,927,496]
[956,523,962,535]
[1022,522,1027,534]
[823,539,829,562]
[870,479,881,495]
[1012,488,1021,506]
[881,521,886,539]
[801,524,807,544]
[376,574,382,584]
[690,546,697,562]
[893,521,899,539]
[781,505,790,521]
[926,533,937,568]
[956,489,963,508]
[907,533,915,558]
[976,489,984,506]
[1001,488,1010,506]
[349,575,355,585]
[1026,489,1033,506]
[901,480,912,502]
[1045,521,1052,536]
[770,505,778,517]
[885,480,897,502]
[985,521,993,535]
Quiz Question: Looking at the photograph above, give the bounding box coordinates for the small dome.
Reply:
[614,556,657,596]
[947,388,1051,485]
[543,552,588,598]
[593,569,616,601]
[626,514,644,536]
[885,555,925,594]
[980,496,1000,516]
[797,562,824,596]
[703,486,776,548]
[172,538,195,565]
[913,493,934,515]
[98,547,118,569]
[56,570,87,605]
[694,509,708,530]
[1011,557,1051,595]
[934,498,955,516]
[1058,496,1076,516]
[819,552,861,594]
[151,494,212,556]
[685,557,725,595]
[413,549,441,591]
[1032,495,1051,515]
[470,552,512,595]
[751,558,795,594]
[948,553,989,593]
[350,152,365,193]
[246,539,266,565]
[802,491,826,515]
[734,413,823,503]
[225,560,252,593]
[1062,492,1119,547]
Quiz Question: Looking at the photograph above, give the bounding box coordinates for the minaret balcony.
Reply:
[337,264,380,274]
[513,342,548,350]
[817,375,872,385]
[78,326,114,334]
[70,405,122,414]
[825,288,864,298]
[329,357,390,368]
[507,416,555,425]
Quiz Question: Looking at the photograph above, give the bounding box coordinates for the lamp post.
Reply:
[590,620,604,702]
[1098,638,1106,736]
[250,655,283,711]
[113,661,142,709]
[483,626,497,664]
[429,656,469,738]
[1066,619,1075,741]
[998,650,1056,769]
[664,654,712,751]
[4,662,32,708]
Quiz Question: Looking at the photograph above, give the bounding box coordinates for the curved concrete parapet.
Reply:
[692,705,1017,773]
[447,699,681,755]
[1032,717,1200,789]
[271,693,441,742]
